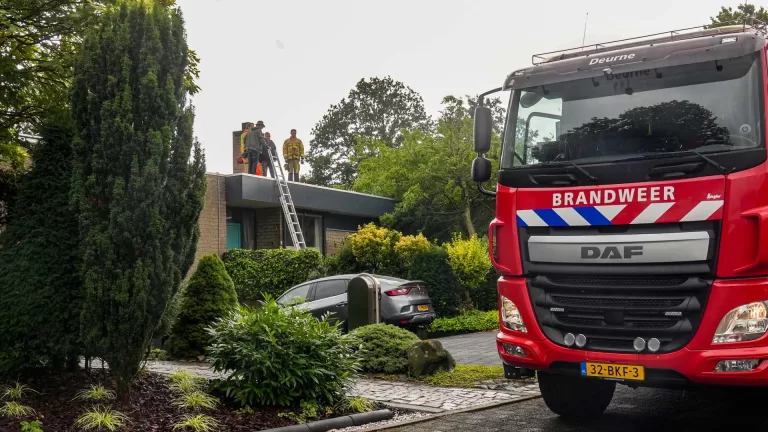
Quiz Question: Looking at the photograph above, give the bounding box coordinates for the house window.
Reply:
[226,207,255,250]
[287,213,323,253]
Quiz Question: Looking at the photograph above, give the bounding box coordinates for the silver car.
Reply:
[276,274,436,332]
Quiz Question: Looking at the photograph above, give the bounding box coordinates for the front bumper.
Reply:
[497,276,768,387]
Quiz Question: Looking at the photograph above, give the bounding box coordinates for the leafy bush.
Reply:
[349,324,420,374]
[429,310,499,333]
[394,234,433,267]
[20,420,44,432]
[166,255,239,358]
[222,248,323,301]
[206,299,360,407]
[408,249,464,317]
[445,234,491,289]
[347,223,402,274]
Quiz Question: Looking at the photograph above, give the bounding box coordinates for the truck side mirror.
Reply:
[471,156,492,183]
[473,106,492,154]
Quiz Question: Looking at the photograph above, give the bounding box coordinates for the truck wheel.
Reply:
[537,371,615,420]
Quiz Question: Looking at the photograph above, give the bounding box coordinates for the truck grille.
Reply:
[528,275,712,354]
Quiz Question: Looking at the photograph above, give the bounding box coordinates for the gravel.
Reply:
[328,409,431,432]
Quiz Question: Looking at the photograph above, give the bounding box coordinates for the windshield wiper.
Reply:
[629,149,730,174]
[539,160,598,182]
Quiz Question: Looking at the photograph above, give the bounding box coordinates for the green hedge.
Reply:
[471,269,499,312]
[222,248,324,301]
[408,249,464,317]
[428,310,499,333]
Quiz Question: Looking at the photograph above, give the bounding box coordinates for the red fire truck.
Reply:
[471,22,768,419]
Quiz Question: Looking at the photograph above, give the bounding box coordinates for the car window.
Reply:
[277,284,312,305]
[314,279,347,300]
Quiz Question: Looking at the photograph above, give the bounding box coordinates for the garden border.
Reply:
[261,409,394,432]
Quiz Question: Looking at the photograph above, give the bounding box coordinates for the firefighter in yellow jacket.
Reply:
[238,122,253,173]
[283,129,304,182]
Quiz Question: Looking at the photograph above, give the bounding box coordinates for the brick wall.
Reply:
[255,207,283,249]
[326,229,355,255]
[192,173,227,274]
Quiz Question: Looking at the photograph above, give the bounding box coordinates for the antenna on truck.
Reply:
[581,13,589,51]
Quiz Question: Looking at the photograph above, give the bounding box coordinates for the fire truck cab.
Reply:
[471,22,768,419]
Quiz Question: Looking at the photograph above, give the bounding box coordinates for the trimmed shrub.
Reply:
[445,234,491,289]
[471,269,499,312]
[166,255,238,358]
[0,109,83,376]
[222,248,323,301]
[409,249,464,317]
[429,310,499,333]
[349,324,420,374]
[347,223,401,274]
[394,234,433,268]
[206,299,360,407]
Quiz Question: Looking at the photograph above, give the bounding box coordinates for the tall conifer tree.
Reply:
[70,0,205,401]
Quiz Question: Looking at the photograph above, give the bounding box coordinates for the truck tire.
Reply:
[537,371,615,420]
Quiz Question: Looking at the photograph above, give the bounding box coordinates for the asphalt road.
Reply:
[384,385,768,431]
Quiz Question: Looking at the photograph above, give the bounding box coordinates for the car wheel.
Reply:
[415,326,428,340]
[537,371,615,420]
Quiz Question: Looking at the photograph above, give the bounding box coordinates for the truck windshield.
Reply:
[501,52,763,168]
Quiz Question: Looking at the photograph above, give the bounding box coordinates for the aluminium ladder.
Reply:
[266,146,306,250]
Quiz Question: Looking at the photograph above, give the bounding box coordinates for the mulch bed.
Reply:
[0,370,296,431]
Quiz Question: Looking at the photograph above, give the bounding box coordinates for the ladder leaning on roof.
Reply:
[266,146,306,250]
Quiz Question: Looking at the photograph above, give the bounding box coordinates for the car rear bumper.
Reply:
[385,312,436,327]
[496,276,768,387]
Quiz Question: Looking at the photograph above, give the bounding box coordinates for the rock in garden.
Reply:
[407,339,456,377]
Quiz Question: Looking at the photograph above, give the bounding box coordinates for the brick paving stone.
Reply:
[142,360,540,413]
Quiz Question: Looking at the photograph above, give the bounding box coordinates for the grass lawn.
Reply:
[368,364,534,388]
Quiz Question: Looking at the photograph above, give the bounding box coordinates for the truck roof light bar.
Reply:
[532,19,768,66]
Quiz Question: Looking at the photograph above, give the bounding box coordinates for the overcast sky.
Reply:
[175,0,736,174]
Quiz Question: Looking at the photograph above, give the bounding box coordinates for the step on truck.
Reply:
[471,21,768,419]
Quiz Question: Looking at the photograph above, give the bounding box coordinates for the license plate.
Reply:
[581,362,644,381]
[417,305,429,312]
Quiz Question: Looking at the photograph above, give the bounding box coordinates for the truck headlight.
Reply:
[713,301,768,344]
[501,296,527,333]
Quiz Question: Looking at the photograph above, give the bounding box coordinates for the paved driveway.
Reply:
[435,332,499,366]
[383,385,768,431]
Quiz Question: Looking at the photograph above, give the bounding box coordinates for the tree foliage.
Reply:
[306,76,431,187]
[0,0,198,228]
[354,96,500,241]
[531,100,728,163]
[0,108,82,376]
[709,3,768,28]
[70,0,206,401]
[165,255,238,358]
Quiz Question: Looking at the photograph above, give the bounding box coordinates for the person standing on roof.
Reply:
[242,120,267,175]
[238,122,253,173]
[283,128,304,182]
[261,132,278,179]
